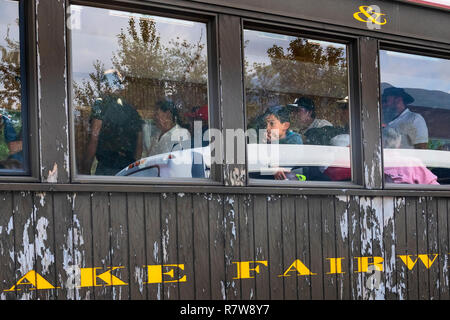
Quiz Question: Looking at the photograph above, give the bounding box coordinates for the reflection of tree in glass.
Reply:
[74,17,208,119]
[0,24,22,162]
[73,60,113,107]
[0,25,21,111]
[245,37,348,126]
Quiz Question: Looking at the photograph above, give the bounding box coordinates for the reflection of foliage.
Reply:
[265,38,347,97]
[0,23,22,161]
[245,36,348,125]
[73,60,113,107]
[113,18,166,83]
[74,17,208,119]
[0,26,21,111]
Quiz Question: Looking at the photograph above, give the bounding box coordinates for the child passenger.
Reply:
[263,105,303,180]
[264,105,303,144]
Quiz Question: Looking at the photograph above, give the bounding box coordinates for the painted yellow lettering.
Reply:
[354,256,384,273]
[233,261,268,279]
[4,270,57,291]
[278,259,317,277]
[398,254,439,270]
[145,264,187,284]
[80,267,128,287]
[326,258,345,274]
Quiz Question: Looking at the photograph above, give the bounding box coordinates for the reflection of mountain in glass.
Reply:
[381,82,450,142]
[381,82,450,109]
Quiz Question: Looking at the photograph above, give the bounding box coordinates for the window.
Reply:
[0,0,26,174]
[69,5,211,179]
[243,28,351,183]
[380,49,450,186]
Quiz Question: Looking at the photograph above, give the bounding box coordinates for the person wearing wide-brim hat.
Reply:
[381,86,428,149]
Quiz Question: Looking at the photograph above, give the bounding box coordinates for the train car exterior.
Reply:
[0,0,449,301]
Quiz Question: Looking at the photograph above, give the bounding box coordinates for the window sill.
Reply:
[0,181,449,197]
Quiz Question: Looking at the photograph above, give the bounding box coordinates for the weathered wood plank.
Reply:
[426,197,439,300]
[209,194,225,300]
[144,193,161,300]
[437,198,449,299]
[91,192,111,300]
[359,37,383,190]
[127,193,147,299]
[382,197,397,300]
[224,195,240,299]
[218,14,246,186]
[34,192,57,300]
[13,191,35,300]
[267,195,283,300]
[110,193,129,300]
[36,0,70,183]
[348,196,362,300]
[253,195,270,300]
[160,193,179,300]
[54,193,79,300]
[295,195,311,300]
[394,197,407,300]
[177,193,195,299]
[193,193,211,299]
[334,195,351,300]
[0,193,16,299]
[309,196,323,299]
[359,196,372,300]
[239,194,256,300]
[416,196,429,299]
[322,196,337,300]
[281,195,297,300]
[405,197,419,300]
[371,197,385,300]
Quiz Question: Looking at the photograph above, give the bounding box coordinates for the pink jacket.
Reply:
[384,166,439,185]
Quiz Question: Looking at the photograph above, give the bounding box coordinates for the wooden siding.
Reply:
[0,191,448,300]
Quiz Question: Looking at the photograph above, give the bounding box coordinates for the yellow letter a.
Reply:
[4,270,57,291]
[279,259,317,277]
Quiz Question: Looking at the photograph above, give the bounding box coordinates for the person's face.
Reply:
[382,96,402,123]
[382,95,397,109]
[294,107,312,128]
[155,109,173,131]
[265,114,289,142]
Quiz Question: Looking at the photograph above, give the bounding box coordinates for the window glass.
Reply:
[70,5,210,178]
[0,0,24,172]
[380,50,450,185]
[244,29,351,182]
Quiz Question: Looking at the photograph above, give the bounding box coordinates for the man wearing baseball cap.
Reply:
[288,97,332,138]
[381,87,428,149]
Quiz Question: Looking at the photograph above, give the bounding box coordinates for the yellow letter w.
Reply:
[398,254,439,270]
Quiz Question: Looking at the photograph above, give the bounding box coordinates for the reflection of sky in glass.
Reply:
[70,5,207,83]
[244,29,346,71]
[0,0,19,50]
[380,50,450,94]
